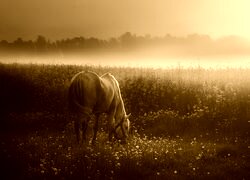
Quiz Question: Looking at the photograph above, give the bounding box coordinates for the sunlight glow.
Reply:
[1,55,250,70]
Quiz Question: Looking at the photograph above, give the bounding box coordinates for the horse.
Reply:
[68,71,130,144]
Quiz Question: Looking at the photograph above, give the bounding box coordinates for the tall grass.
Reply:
[0,63,249,137]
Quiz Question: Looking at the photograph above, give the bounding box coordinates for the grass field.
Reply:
[0,62,249,179]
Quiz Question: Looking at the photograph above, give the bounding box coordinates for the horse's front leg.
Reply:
[107,112,116,142]
[108,120,114,142]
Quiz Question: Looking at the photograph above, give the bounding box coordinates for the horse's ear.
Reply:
[127,113,131,118]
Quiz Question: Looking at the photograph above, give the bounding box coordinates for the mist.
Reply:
[0,33,250,69]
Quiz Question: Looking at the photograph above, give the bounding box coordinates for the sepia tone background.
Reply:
[0,1,249,179]
[1,0,250,41]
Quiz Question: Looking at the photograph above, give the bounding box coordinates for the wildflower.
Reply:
[196,156,201,160]
[52,167,57,171]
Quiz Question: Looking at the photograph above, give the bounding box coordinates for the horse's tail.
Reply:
[73,99,92,119]
[68,84,92,118]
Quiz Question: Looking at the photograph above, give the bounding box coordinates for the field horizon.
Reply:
[1,53,250,70]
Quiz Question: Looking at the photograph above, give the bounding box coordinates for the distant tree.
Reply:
[119,32,136,48]
[164,34,175,43]
[35,35,48,51]
[13,37,24,49]
[0,40,9,49]
[87,37,101,48]
[69,37,87,49]
[77,37,86,48]
[23,40,35,51]
[135,35,150,46]
[14,37,24,44]
[108,37,120,48]
[186,34,211,44]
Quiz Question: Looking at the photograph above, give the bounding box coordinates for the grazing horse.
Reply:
[68,71,130,144]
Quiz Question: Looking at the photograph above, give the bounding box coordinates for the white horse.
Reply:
[68,71,130,144]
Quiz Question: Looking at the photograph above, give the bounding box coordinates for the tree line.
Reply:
[0,32,249,55]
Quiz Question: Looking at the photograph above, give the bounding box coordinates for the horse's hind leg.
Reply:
[82,121,88,143]
[80,115,89,144]
[74,120,80,144]
[92,114,100,145]
[75,115,88,144]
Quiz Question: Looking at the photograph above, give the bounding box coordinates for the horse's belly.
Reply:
[93,103,110,114]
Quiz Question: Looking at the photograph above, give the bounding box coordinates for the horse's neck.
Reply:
[111,77,127,118]
[99,78,109,92]
[116,97,126,121]
[101,74,127,117]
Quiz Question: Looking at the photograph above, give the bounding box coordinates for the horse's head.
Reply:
[123,113,131,134]
[115,113,131,142]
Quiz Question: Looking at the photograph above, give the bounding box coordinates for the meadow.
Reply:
[0,62,249,179]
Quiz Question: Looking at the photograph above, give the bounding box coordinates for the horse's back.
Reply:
[100,73,119,94]
[69,71,120,114]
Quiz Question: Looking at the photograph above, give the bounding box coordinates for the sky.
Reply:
[0,0,250,41]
